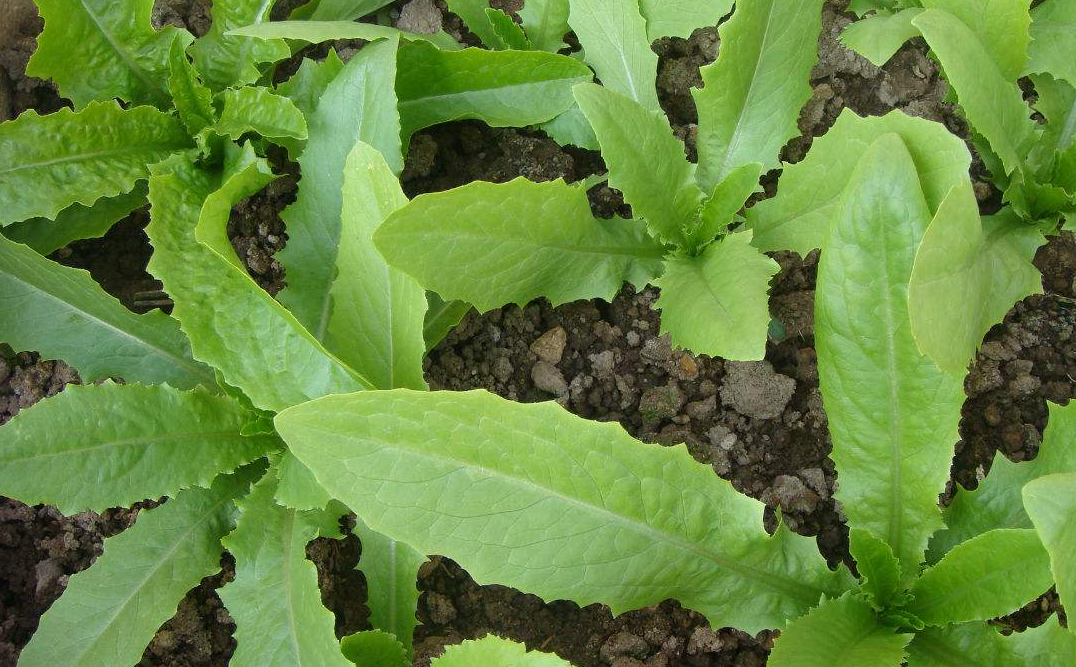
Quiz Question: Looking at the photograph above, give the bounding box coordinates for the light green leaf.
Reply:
[216,87,309,141]
[397,41,593,143]
[816,134,965,578]
[639,0,733,41]
[568,0,659,109]
[446,0,503,48]
[574,82,703,246]
[1023,472,1076,620]
[693,0,823,192]
[168,38,215,136]
[0,231,212,389]
[653,232,779,360]
[17,473,251,667]
[341,630,409,666]
[930,401,1076,560]
[1029,73,1076,171]
[840,8,924,67]
[146,155,371,412]
[275,389,850,634]
[27,0,187,108]
[354,520,426,652]
[519,0,571,52]
[693,161,762,248]
[768,593,912,667]
[274,49,345,157]
[1027,0,1076,84]
[920,0,1031,81]
[3,185,147,255]
[912,9,1036,176]
[539,106,599,150]
[0,381,275,514]
[423,294,471,351]
[219,475,350,667]
[486,8,533,50]
[849,529,902,611]
[908,620,1076,667]
[274,450,334,511]
[278,38,402,339]
[190,0,290,90]
[907,529,1052,626]
[226,20,461,50]
[0,101,190,226]
[431,636,571,666]
[308,0,395,21]
[847,0,898,16]
[329,141,427,390]
[375,178,667,311]
[748,109,972,255]
[1010,618,1076,663]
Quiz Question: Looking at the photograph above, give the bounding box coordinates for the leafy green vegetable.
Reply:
[639,0,733,41]
[431,636,571,666]
[920,0,1031,81]
[341,630,409,666]
[693,162,762,248]
[519,0,571,52]
[3,185,148,255]
[423,294,472,351]
[849,529,902,611]
[302,0,396,21]
[226,20,462,50]
[215,87,309,141]
[167,37,216,136]
[907,619,1076,667]
[1027,0,1076,84]
[486,7,533,50]
[353,520,426,653]
[838,8,924,67]
[568,0,659,109]
[190,0,290,91]
[446,0,507,48]
[1022,473,1076,619]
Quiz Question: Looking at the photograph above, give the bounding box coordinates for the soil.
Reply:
[1,1,1074,666]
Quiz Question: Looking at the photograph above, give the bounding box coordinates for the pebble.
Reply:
[531,361,568,396]
[639,384,684,423]
[530,326,567,364]
[600,632,649,663]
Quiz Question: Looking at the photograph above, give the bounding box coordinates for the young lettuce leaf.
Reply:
[848,529,902,611]
[638,0,733,41]
[431,636,571,666]
[567,0,660,110]
[190,0,290,90]
[519,0,571,52]
[226,19,461,50]
[1027,0,1076,85]
[215,87,309,142]
[2,185,148,255]
[1022,473,1076,618]
[353,520,426,654]
[341,630,409,667]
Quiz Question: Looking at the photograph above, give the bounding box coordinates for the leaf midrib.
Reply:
[3,430,248,464]
[0,142,183,176]
[78,0,165,102]
[395,228,667,260]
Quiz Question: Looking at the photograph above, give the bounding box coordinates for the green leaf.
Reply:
[423,294,471,351]
[920,0,1031,81]
[190,0,290,90]
[275,389,850,634]
[168,38,215,136]
[519,0,571,52]
[226,20,462,50]
[1029,74,1076,170]
[0,381,276,514]
[274,450,335,511]
[693,162,762,248]
[816,134,965,578]
[692,0,823,192]
[930,401,1076,560]
[907,529,1052,626]
[539,105,599,150]
[375,178,667,311]
[574,82,703,246]
[216,87,309,141]
[27,0,187,108]
[486,8,533,50]
[1023,472,1076,620]
[308,0,396,21]
[341,630,409,667]
[653,232,779,360]
[748,109,972,255]
[146,154,371,412]
[849,529,902,611]
[768,593,912,667]
[354,520,426,652]
[3,185,147,255]
[639,0,733,41]
[840,8,924,67]
[219,475,350,667]
[847,0,898,16]
[1010,618,1076,663]
[908,620,1076,667]
[431,636,571,666]
[0,231,212,389]
[568,0,659,110]
[329,141,427,390]
[17,473,250,667]
[0,101,190,226]
[397,41,593,143]
[912,9,1036,176]
[446,0,504,48]
[274,49,345,157]
[278,38,402,339]
[1027,0,1076,84]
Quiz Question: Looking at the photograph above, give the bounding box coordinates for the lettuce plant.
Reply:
[841,0,1076,230]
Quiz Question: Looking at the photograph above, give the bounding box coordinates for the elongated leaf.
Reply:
[305,0,396,20]
[519,0,571,52]
[1029,74,1076,171]
[653,232,778,360]
[397,41,592,143]
[693,162,762,248]
[274,50,345,157]
[278,38,401,339]
[3,185,147,255]
[849,529,902,611]
[446,0,504,47]
[227,20,461,49]
[693,0,822,192]
[329,142,427,390]
[539,105,600,150]
[486,8,533,50]
[168,38,215,136]
[1010,618,1076,663]
[0,382,275,514]
[1023,472,1076,619]
[930,401,1076,560]
[907,529,1052,626]
[146,155,370,412]
[27,0,186,108]
[816,134,965,578]
[768,593,911,667]
[191,0,290,90]
[375,178,667,311]
[219,475,350,667]
[748,109,971,255]
[574,82,703,246]
[274,450,334,511]
[840,8,924,67]
[639,0,733,41]
[216,87,309,141]
[568,0,659,110]
[0,232,212,389]
[423,294,471,351]
[276,389,850,634]
[432,636,571,666]
[17,473,251,667]
[0,102,189,226]
[908,620,1076,667]
[920,0,1031,81]
[341,630,409,666]
[912,9,1036,176]
[354,520,426,653]
[1027,0,1076,84]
